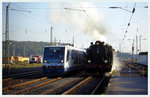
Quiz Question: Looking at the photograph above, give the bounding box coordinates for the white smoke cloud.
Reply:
[48,2,107,42]
[111,53,123,72]
[92,30,107,42]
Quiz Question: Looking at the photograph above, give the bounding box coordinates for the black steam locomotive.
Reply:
[85,41,113,75]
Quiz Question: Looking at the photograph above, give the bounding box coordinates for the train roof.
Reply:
[44,45,86,51]
[44,45,67,48]
[139,52,148,55]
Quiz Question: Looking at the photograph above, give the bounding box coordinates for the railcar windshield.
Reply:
[43,47,65,63]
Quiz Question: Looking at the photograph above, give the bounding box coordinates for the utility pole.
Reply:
[24,47,25,57]
[132,39,135,64]
[136,35,138,54]
[119,43,121,53]
[4,3,31,76]
[2,41,5,57]
[72,36,74,45]
[54,37,56,45]
[139,35,146,52]
[13,44,15,56]
[59,40,61,45]
[5,3,10,76]
[50,26,53,44]
[139,35,141,52]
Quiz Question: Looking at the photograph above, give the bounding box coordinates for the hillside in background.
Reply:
[2,41,50,57]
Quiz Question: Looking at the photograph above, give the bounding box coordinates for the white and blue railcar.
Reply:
[42,45,86,75]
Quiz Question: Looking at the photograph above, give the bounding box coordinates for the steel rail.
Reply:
[9,77,62,95]
[40,73,85,94]
[91,77,105,94]
[62,76,92,95]
[3,76,48,93]
[3,69,42,80]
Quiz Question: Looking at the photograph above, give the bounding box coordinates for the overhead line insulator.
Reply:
[132,8,135,13]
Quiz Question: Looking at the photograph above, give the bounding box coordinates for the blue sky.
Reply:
[2,2,148,53]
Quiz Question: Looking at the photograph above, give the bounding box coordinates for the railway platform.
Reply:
[105,64,148,95]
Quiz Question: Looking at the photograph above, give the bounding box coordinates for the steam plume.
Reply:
[48,2,107,42]
[112,53,123,72]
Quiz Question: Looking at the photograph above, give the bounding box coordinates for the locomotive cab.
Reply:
[42,47,65,75]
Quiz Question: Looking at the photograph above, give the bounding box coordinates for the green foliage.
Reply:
[111,70,117,75]
[3,63,42,69]
[3,41,50,57]
[11,60,28,65]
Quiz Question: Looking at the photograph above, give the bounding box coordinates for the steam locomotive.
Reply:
[85,41,113,75]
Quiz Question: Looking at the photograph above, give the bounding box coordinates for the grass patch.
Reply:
[2,63,42,69]
[111,70,117,75]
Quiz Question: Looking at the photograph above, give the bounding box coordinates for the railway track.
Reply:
[122,61,147,77]
[91,77,105,94]
[62,76,92,95]
[3,76,62,95]
[3,71,111,95]
[3,69,42,79]
[3,69,44,87]
[3,76,49,93]
[62,75,110,95]
[3,71,85,95]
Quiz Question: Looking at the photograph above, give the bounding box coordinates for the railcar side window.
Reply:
[72,50,74,59]
[66,50,70,62]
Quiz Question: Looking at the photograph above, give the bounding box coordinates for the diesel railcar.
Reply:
[42,45,86,75]
[85,41,113,75]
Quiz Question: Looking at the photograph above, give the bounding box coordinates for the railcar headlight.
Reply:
[61,60,64,63]
[105,60,108,63]
[44,60,47,63]
[88,60,91,63]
